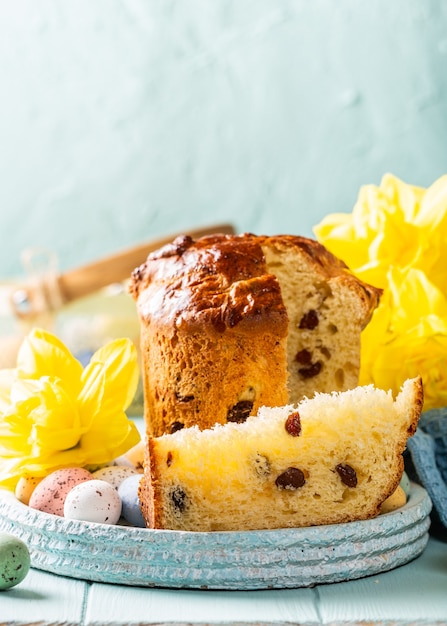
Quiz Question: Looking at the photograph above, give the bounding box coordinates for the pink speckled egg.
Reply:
[28,468,93,516]
[64,479,122,524]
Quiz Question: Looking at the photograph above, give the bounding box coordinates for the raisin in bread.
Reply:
[130,233,381,437]
[139,377,423,531]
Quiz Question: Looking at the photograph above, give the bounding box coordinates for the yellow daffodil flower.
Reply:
[0,328,140,489]
[314,173,447,410]
[360,267,447,409]
[314,173,426,288]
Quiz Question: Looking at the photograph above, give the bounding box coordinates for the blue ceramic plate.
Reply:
[0,484,432,590]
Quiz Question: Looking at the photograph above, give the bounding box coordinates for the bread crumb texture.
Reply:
[140,376,423,531]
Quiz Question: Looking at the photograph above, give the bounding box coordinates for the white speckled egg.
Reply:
[118,474,145,527]
[64,479,122,524]
[0,532,31,589]
[28,468,93,516]
[15,476,43,505]
[92,465,139,489]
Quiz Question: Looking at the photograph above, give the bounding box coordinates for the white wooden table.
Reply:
[2,535,446,625]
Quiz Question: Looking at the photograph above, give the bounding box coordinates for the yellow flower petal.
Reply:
[416,174,447,230]
[0,369,14,412]
[380,172,425,222]
[0,330,141,488]
[80,415,140,467]
[314,174,424,288]
[315,172,447,410]
[77,341,140,465]
[80,338,139,414]
[360,268,447,409]
[413,174,447,292]
[17,328,83,397]
[387,268,447,332]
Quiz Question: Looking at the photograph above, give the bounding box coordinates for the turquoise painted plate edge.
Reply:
[0,483,432,590]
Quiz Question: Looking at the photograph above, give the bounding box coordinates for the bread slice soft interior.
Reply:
[140,376,423,532]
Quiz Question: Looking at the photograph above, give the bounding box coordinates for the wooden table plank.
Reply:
[84,585,320,625]
[316,537,447,624]
[0,568,88,626]
[3,537,446,625]
[84,537,447,626]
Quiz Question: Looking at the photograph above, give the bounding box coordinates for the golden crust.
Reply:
[130,233,381,331]
[406,375,424,436]
[138,439,161,529]
[130,234,289,334]
[130,232,382,437]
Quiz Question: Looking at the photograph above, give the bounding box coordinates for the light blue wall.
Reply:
[1,0,447,278]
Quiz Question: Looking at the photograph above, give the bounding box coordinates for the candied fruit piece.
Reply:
[335,463,358,487]
[227,400,253,423]
[295,349,312,364]
[298,361,322,379]
[171,486,187,513]
[170,421,184,433]
[254,453,271,477]
[285,411,302,436]
[299,310,319,330]
[275,467,306,490]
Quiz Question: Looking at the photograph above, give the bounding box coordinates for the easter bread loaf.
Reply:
[130,233,381,437]
[139,377,423,531]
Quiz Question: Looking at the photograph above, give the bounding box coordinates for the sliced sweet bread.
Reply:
[139,377,423,531]
[130,233,381,437]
